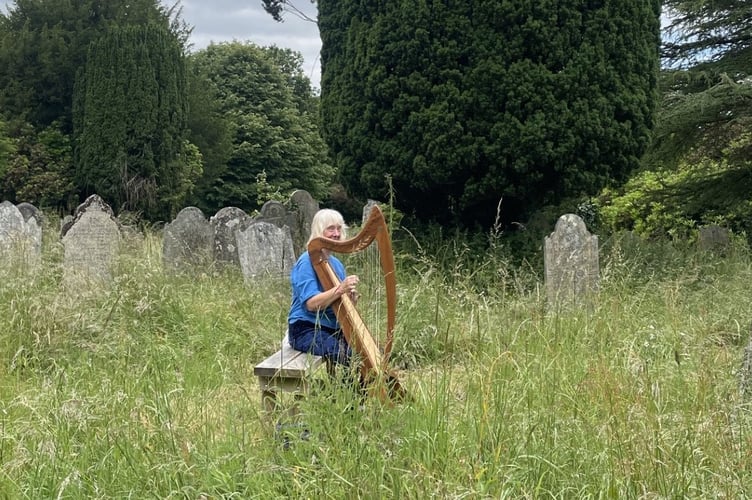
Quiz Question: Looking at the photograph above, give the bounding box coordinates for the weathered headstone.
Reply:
[163,207,213,273]
[544,214,599,306]
[0,201,35,274]
[257,200,288,228]
[62,195,121,285]
[210,206,250,267]
[287,190,319,255]
[362,199,380,225]
[698,224,731,253]
[236,221,295,280]
[16,202,43,271]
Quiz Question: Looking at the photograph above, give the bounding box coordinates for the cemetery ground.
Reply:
[1,225,751,498]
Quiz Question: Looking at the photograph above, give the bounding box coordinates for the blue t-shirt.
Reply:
[288,251,346,330]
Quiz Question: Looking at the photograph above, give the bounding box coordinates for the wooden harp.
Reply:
[307,204,404,402]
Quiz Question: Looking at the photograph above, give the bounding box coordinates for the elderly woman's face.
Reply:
[323,223,343,240]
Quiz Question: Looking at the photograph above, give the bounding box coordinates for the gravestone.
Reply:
[362,199,379,225]
[287,190,319,255]
[544,214,599,306]
[16,202,43,271]
[210,207,250,268]
[61,195,121,285]
[257,200,288,228]
[163,207,213,273]
[698,225,731,253]
[0,201,36,274]
[236,221,295,280]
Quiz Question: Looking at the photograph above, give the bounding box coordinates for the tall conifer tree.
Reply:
[74,23,190,218]
[318,0,661,226]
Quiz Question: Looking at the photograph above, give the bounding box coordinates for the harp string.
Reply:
[344,237,386,351]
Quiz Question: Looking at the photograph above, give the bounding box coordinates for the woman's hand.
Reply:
[336,275,359,298]
[306,274,360,312]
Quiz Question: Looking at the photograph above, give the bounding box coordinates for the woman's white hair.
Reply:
[308,209,348,244]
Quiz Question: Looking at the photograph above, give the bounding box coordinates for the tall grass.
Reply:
[1,224,750,497]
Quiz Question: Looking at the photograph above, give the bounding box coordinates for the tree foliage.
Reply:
[188,42,333,212]
[318,0,661,227]
[0,0,188,132]
[650,0,752,165]
[662,0,751,68]
[73,22,191,219]
[0,121,76,209]
[617,0,752,238]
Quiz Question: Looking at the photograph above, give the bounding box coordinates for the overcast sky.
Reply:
[0,0,323,89]
[179,0,322,89]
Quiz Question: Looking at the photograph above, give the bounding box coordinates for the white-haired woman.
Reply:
[287,209,359,365]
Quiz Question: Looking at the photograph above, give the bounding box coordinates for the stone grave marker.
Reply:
[16,202,43,271]
[210,207,250,268]
[698,224,731,253]
[61,195,121,285]
[236,221,295,280]
[287,189,319,255]
[163,207,213,273]
[362,199,380,225]
[0,201,35,274]
[257,200,288,227]
[544,213,599,306]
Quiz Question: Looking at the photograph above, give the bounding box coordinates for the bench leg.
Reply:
[261,389,277,413]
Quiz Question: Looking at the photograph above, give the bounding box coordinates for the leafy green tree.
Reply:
[317,1,661,227]
[73,23,190,219]
[185,60,233,214]
[0,121,76,209]
[614,0,752,239]
[0,119,17,187]
[189,42,333,212]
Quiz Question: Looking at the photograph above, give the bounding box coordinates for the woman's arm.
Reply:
[305,275,359,312]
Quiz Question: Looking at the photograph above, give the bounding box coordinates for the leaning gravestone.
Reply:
[163,207,213,273]
[698,224,731,253]
[236,221,295,281]
[287,190,319,255]
[61,195,121,286]
[210,207,250,268]
[544,214,599,306]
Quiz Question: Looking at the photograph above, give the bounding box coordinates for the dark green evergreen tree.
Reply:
[73,23,191,219]
[318,1,661,227]
[0,0,187,132]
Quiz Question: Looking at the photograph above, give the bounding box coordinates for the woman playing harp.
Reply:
[290,205,404,402]
[287,208,361,367]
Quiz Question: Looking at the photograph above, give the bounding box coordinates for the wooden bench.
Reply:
[253,333,325,411]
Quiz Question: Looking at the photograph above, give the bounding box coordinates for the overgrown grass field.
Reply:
[1,225,751,498]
